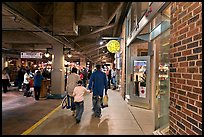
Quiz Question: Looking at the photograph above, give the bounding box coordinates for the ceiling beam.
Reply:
[72,23,116,43]
[85,44,107,55]
[106,2,124,25]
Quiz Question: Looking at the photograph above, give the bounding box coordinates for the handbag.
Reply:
[102,95,108,108]
[61,95,71,109]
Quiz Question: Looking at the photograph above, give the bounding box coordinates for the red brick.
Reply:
[187,67,198,73]
[182,85,192,91]
[189,23,195,31]
[186,127,196,135]
[177,100,185,107]
[182,49,192,56]
[198,109,202,115]
[193,5,202,15]
[179,26,189,35]
[178,34,186,41]
[181,119,192,129]
[182,12,192,22]
[182,107,192,116]
[187,80,198,86]
[187,28,199,37]
[196,19,202,26]
[193,74,202,80]
[182,74,192,79]
[188,2,200,13]
[174,83,182,89]
[187,92,198,100]
[199,81,202,87]
[189,61,195,66]
[170,47,178,53]
[178,67,186,73]
[174,73,181,78]
[179,62,188,67]
[195,101,202,108]
[172,62,179,67]
[189,98,195,105]
[193,33,202,41]
[177,21,187,31]
[192,113,202,122]
[193,87,202,94]
[170,78,177,82]
[183,2,193,10]
[177,79,186,84]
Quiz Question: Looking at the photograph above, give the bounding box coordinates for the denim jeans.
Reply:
[75,101,84,121]
[67,96,76,111]
[92,95,102,117]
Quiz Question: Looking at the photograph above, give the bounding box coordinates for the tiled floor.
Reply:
[2,90,153,135]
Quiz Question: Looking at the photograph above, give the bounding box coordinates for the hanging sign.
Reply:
[21,52,42,59]
[106,40,120,53]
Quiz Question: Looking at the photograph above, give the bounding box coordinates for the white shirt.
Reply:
[111,69,116,78]
[67,73,80,96]
[23,73,30,84]
[72,86,89,102]
[2,73,10,81]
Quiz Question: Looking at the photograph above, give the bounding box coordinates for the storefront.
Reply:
[124,2,171,131]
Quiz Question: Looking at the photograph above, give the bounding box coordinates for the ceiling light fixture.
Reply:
[44,49,50,58]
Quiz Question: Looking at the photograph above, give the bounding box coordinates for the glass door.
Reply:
[129,56,151,109]
[156,28,170,130]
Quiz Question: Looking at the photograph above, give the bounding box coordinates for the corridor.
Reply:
[20,90,154,135]
[2,90,153,135]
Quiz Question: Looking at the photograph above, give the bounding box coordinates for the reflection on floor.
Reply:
[2,89,154,135]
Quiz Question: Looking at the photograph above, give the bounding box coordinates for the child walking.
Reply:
[72,80,90,123]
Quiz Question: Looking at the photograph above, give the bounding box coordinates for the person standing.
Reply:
[67,67,80,116]
[23,69,31,96]
[73,80,90,123]
[33,70,44,100]
[107,67,111,89]
[2,68,10,93]
[88,64,108,118]
[111,67,117,90]
[17,67,25,91]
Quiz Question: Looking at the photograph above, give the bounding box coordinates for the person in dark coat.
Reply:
[34,70,44,100]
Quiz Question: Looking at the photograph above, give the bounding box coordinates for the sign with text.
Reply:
[21,52,42,59]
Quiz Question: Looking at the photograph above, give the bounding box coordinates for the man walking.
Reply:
[88,64,108,118]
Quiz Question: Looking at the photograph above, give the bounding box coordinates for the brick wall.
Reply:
[169,2,202,135]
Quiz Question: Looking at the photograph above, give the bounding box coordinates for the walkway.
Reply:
[26,89,154,135]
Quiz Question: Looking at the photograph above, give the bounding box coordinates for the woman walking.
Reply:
[2,68,10,93]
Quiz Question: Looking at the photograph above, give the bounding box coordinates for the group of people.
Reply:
[22,68,45,100]
[66,64,108,124]
[2,66,46,101]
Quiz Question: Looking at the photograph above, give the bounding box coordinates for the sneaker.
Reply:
[76,119,80,124]
[19,89,22,92]
[72,111,76,116]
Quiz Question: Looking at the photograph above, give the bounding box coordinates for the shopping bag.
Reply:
[61,95,71,109]
[102,95,108,108]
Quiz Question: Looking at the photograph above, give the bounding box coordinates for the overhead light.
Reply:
[44,53,50,58]
[45,48,50,58]
[67,48,72,58]
[100,41,104,45]
[67,54,72,58]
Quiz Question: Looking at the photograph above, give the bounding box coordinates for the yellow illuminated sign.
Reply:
[106,40,120,53]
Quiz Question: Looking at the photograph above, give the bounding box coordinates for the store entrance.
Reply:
[129,56,151,109]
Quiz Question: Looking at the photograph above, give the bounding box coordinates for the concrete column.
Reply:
[49,45,65,99]
[80,57,86,68]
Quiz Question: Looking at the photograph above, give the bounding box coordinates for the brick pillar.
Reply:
[169,2,202,135]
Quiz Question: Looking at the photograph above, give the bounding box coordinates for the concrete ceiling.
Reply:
[2,2,131,64]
